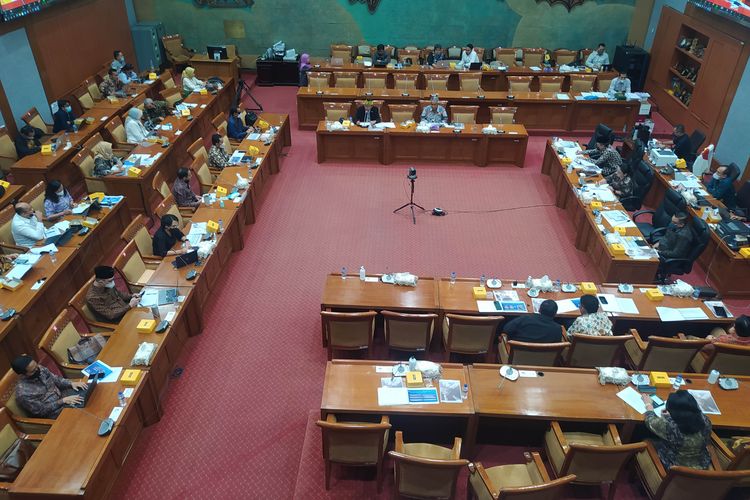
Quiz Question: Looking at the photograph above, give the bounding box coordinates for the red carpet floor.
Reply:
[111,79,739,499]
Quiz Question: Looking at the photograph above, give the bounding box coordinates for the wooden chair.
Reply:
[73,86,95,111]
[467,453,576,499]
[161,34,195,67]
[711,432,750,487]
[362,72,387,89]
[357,44,372,59]
[596,74,616,93]
[394,74,418,91]
[83,77,103,101]
[0,370,54,434]
[625,329,709,372]
[18,181,44,218]
[388,104,417,123]
[71,146,107,194]
[188,138,208,162]
[103,115,137,151]
[553,49,577,66]
[397,49,420,64]
[494,48,517,67]
[442,314,503,362]
[154,194,188,228]
[323,102,351,122]
[565,333,632,368]
[498,333,569,366]
[321,310,376,360]
[0,127,18,175]
[21,107,52,135]
[0,406,44,490]
[691,342,750,376]
[330,44,353,62]
[120,216,161,264]
[459,73,482,92]
[382,310,437,355]
[389,431,467,499]
[189,156,215,195]
[113,240,159,290]
[68,277,128,329]
[469,47,486,62]
[0,206,27,253]
[308,72,332,89]
[446,46,462,60]
[635,441,750,499]
[333,72,358,88]
[38,310,111,379]
[160,87,182,107]
[489,106,517,125]
[425,74,449,91]
[316,414,391,492]
[538,76,564,92]
[159,71,176,90]
[508,76,533,92]
[544,421,645,500]
[353,99,384,118]
[570,74,597,93]
[450,105,479,125]
[523,48,545,67]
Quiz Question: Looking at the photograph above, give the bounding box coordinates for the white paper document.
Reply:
[377,387,409,406]
[687,390,721,415]
[616,298,640,315]
[98,366,123,384]
[555,298,580,314]
[556,93,570,100]
[439,379,462,403]
[617,386,664,415]
[30,243,58,254]
[656,307,709,322]
[476,300,499,313]
[597,294,620,312]
[72,203,91,215]
[108,406,124,422]
[5,265,32,281]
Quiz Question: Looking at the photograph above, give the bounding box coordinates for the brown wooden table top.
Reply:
[0,247,77,313]
[259,113,289,127]
[469,364,750,430]
[322,360,473,416]
[321,273,439,311]
[53,200,126,249]
[0,185,24,210]
[315,121,528,138]
[299,87,571,102]
[97,308,175,368]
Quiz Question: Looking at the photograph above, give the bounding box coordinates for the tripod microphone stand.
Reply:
[393,168,424,225]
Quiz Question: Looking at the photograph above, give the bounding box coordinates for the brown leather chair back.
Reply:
[450,105,479,125]
[494,48,517,67]
[553,49,577,65]
[334,72,358,88]
[508,76,533,92]
[394,74,418,90]
[388,104,417,123]
[459,73,482,92]
[363,72,387,89]
[0,127,18,174]
[489,106,518,125]
[323,102,352,122]
[382,311,437,353]
[425,74,449,91]
[523,48,545,67]
[308,72,332,89]
[570,74,597,93]
[321,310,376,360]
[538,76,564,92]
[566,334,631,368]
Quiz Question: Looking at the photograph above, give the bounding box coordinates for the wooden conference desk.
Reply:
[309,61,618,93]
[541,140,660,283]
[297,88,638,132]
[189,54,240,83]
[0,185,25,211]
[316,122,529,167]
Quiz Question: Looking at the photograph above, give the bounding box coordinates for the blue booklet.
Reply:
[82,360,113,379]
[407,388,439,404]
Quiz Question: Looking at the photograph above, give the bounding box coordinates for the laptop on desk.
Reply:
[172,249,199,269]
[44,227,76,246]
[469,62,482,70]
[70,377,98,409]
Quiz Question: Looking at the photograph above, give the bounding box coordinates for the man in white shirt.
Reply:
[11,203,45,247]
[460,44,480,68]
[607,70,632,96]
[585,43,610,70]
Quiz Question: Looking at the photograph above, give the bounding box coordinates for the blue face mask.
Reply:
[64,106,72,113]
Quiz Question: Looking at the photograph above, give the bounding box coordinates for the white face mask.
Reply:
[56,190,64,197]
[105,281,116,288]
[713,172,722,180]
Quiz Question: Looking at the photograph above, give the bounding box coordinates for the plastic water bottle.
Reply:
[341,267,347,280]
[567,163,573,174]
[182,240,189,252]
[450,272,457,285]
[480,274,486,287]
[49,250,57,264]
[708,370,720,384]
[64,132,71,150]
[219,199,225,208]
[118,391,127,407]
[461,384,469,400]
[218,218,224,233]
[359,266,366,281]
[672,374,684,391]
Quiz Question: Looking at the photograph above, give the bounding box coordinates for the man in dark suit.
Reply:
[14,125,41,159]
[354,100,381,126]
[671,124,692,160]
[503,299,563,343]
[654,211,693,260]
[52,100,76,133]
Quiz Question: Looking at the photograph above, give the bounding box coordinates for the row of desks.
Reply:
[322,360,750,456]
[8,115,292,499]
[316,122,528,167]
[297,88,639,132]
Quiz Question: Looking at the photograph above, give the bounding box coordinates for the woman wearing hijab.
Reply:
[44,179,74,220]
[299,53,311,86]
[181,66,205,97]
[125,108,149,143]
[91,141,123,177]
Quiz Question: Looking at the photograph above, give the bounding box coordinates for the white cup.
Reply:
[708,370,720,384]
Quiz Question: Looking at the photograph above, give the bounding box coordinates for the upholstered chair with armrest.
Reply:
[389,430,467,499]
[690,342,750,376]
[620,160,654,212]
[154,194,189,228]
[84,78,103,101]
[388,104,417,123]
[459,73,483,92]
[570,75,597,93]
[323,102,352,122]
[308,72,332,89]
[632,188,686,243]
[38,309,112,379]
[494,48,517,67]
[394,74,418,91]
[321,310,376,360]
[68,277,132,331]
[625,329,709,372]
[316,414,390,492]
[538,76,564,92]
[565,333,632,368]
[382,310,437,355]
[113,240,159,290]
[553,49,577,66]
[188,156,216,196]
[498,333,569,366]
[330,44,353,62]
[0,206,28,253]
[523,48,545,67]
[0,371,54,435]
[467,452,576,499]
[334,72,358,88]
[489,107,517,125]
[450,106,479,125]
[103,116,137,152]
[0,127,18,175]
[21,108,53,137]
[161,34,195,69]
[363,72,387,89]
[656,215,710,282]
[442,313,504,362]
[0,406,45,493]
[120,217,161,264]
[507,76,533,92]
[425,74,449,91]
[711,432,750,487]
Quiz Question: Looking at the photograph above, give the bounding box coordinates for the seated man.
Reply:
[671,124,692,160]
[354,100,381,126]
[118,64,139,85]
[654,212,693,260]
[504,299,563,343]
[605,163,634,200]
[12,354,88,419]
[227,107,249,140]
[14,125,41,159]
[153,214,191,258]
[111,49,126,71]
[99,68,125,98]
[705,165,736,209]
[86,266,140,323]
[460,43,480,67]
[52,99,76,133]
[607,69,631,96]
[567,294,613,337]
[585,43,610,70]
[373,44,391,67]
[579,136,622,177]
[142,98,170,126]
[208,133,232,170]
[420,95,448,124]
[172,167,202,208]
[11,202,45,247]
[427,44,445,65]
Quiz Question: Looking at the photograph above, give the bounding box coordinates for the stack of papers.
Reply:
[71,203,90,215]
[100,195,124,206]
[596,294,640,314]
[601,210,635,228]
[5,264,32,280]
[30,243,58,254]
[187,223,207,247]
[556,93,570,100]
[656,307,710,322]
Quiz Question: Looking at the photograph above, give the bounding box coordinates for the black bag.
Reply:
[244,111,258,127]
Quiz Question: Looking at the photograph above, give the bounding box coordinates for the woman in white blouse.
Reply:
[181,66,205,97]
[125,108,149,143]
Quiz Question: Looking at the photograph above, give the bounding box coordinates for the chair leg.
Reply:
[607,481,617,500]
[324,460,331,490]
[377,460,383,492]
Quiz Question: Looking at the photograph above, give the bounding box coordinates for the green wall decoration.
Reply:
[348,0,383,13]
[538,0,588,11]
[134,0,636,58]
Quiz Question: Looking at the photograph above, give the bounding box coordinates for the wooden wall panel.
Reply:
[25,0,135,101]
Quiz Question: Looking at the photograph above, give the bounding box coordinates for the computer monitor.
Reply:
[207,45,228,61]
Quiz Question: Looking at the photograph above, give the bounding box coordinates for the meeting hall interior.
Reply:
[1,0,750,498]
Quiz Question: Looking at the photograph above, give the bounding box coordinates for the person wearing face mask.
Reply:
[86,266,141,323]
[227,107,249,140]
[152,214,191,257]
[705,165,736,209]
[43,180,75,220]
[654,212,693,259]
[172,168,202,208]
[14,125,41,159]
[11,202,45,247]
[52,99,76,133]
[208,133,232,170]
[125,107,150,143]
[111,50,126,71]
[578,136,622,177]
[12,354,89,419]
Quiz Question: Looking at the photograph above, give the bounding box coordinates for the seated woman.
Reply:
[44,180,74,220]
[640,391,712,471]
[605,163,634,200]
[181,66,205,98]
[125,108,150,143]
[91,141,123,177]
